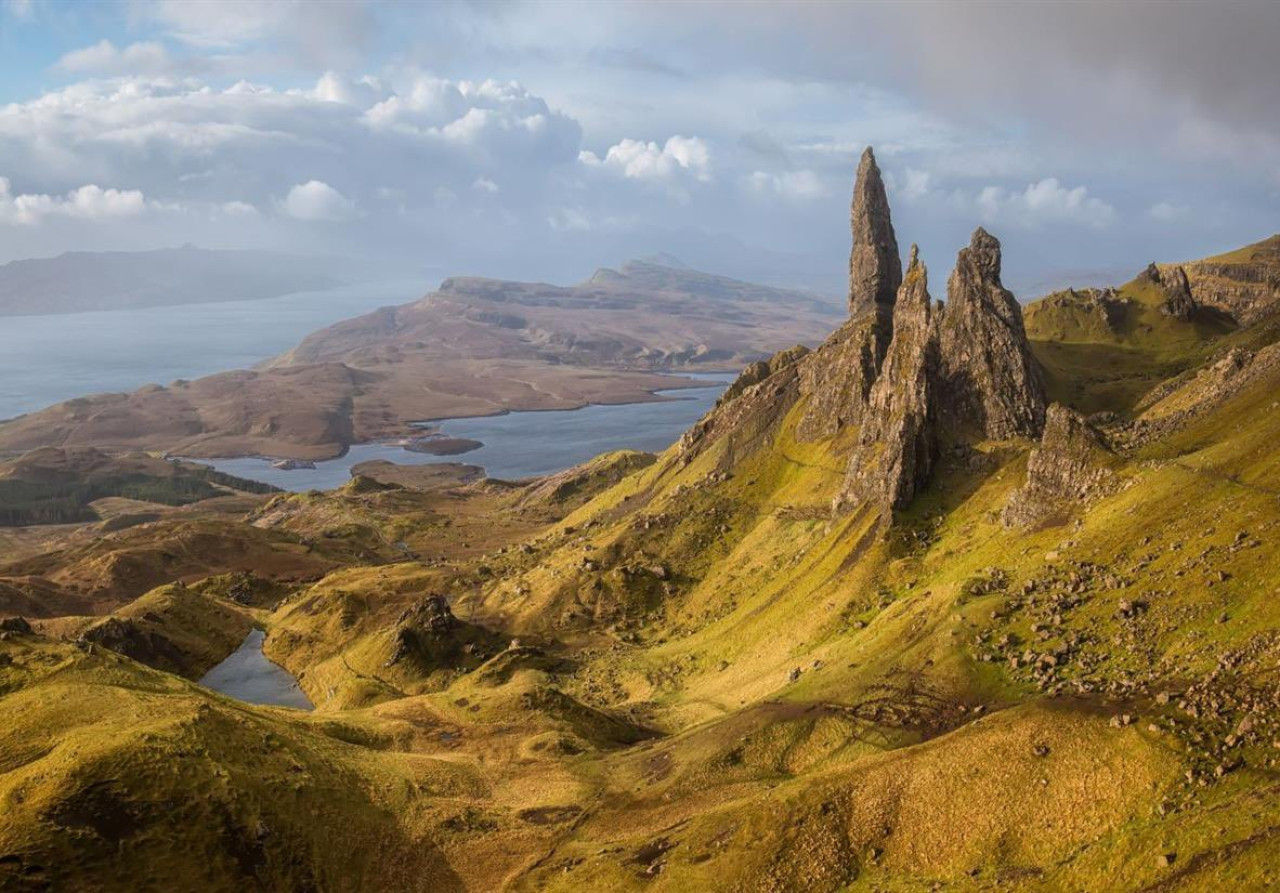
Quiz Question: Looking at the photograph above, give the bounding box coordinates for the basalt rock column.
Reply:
[848,147,902,332]
[937,228,1046,440]
[796,147,902,441]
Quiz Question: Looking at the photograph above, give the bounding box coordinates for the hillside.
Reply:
[0,245,346,317]
[2,149,1280,891]
[0,261,837,461]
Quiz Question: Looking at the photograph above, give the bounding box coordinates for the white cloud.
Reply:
[743,169,826,200]
[580,135,712,183]
[279,180,355,221]
[149,0,295,48]
[0,178,148,225]
[472,177,499,193]
[976,177,1116,228]
[1147,201,1190,222]
[58,40,173,76]
[899,168,932,200]
[220,200,259,216]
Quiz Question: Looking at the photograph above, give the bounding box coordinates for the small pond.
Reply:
[199,629,313,710]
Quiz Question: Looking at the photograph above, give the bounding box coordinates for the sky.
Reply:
[0,0,1278,297]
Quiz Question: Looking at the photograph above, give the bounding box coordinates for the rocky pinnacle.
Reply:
[839,244,937,511]
[848,147,902,323]
[937,227,1047,440]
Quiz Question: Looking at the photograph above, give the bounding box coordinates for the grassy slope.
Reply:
[1026,275,1234,415]
[3,263,1280,890]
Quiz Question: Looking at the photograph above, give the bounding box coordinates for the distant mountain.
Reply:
[0,245,346,317]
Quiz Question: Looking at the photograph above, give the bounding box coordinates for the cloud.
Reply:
[58,40,174,76]
[1147,201,1190,223]
[743,169,827,200]
[976,178,1116,229]
[0,178,148,225]
[279,180,355,221]
[580,135,711,183]
[3,0,33,20]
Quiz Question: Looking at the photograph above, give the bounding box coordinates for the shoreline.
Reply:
[174,372,736,465]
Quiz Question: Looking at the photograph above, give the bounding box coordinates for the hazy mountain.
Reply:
[0,245,347,317]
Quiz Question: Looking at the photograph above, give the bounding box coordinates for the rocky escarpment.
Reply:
[838,247,937,511]
[936,228,1047,440]
[1003,404,1119,529]
[1162,234,1280,325]
[1139,262,1197,321]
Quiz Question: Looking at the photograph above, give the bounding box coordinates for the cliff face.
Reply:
[1163,234,1280,325]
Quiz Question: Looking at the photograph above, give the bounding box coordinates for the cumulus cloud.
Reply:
[580,136,711,183]
[976,178,1116,229]
[0,178,148,225]
[279,180,355,221]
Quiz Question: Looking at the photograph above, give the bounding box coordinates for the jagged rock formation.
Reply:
[793,314,885,441]
[687,154,1046,520]
[719,345,811,405]
[848,147,902,325]
[1141,262,1198,321]
[937,228,1046,440]
[1003,404,1119,529]
[838,247,937,511]
[797,149,900,441]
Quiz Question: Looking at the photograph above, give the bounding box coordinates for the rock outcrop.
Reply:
[1164,234,1280,325]
[384,595,501,672]
[1003,404,1119,529]
[838,247,937,511]
[1141,262,1197,321]
[937,228,1046,440]
[847,147,902,331]
[797,148,901,440]
[685,154,1047,521]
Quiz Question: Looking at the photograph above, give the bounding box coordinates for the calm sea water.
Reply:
[199,629,313,709]
[199,374,732,491]
[0,279,428,421]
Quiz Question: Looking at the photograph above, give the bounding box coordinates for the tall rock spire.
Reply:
[936,227,1046,440]
[837,245,937,511]
[848,147,902,322]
